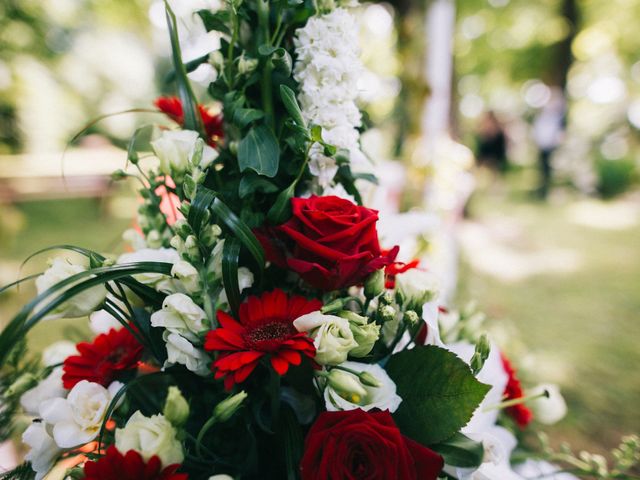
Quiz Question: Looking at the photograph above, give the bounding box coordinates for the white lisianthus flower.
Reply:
[40,380,121,448]
[151,293,208,342]
[115,411,184,466]
[171,260,201,294]
[324,362,402,413]
[151,129,218,176]
[89,308,122,334]
[20,368,66,416]
[394,269,440,311]
[42,341,77,367]
[293,311,358,365]
[117,247,180,292]
[22,422,61,480]
[528,384,567,425]
[163,331,211,376]
[35,257,107,320]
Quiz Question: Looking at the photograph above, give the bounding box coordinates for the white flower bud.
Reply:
[529,384,567,425]
[163,386,190,427]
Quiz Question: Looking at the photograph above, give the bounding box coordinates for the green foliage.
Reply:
[430,432,485,468]
[238,124,280,177]
[596,157,637,199]
[386,345,490,445]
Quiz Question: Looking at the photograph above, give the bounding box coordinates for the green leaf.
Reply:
[430,432,485,468]
[258,45,278,56]
[386,345,490,445]
[165,1,204,135]
[164,54,210,83]
[238,125,280,178]
[309,124,322,142]
[127,124,156,164]
[222,238,241,314]
[279,85,306,128]
[267,181,296,225]
[210,196,265,272]
[272,48,292,77]
[238,174,278,198]
[197,9,231,35]
[233,108,265,128]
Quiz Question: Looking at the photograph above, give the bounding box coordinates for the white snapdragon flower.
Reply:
[171,260,201,294]
[20,368,66,416]
[163,331,211,376]
[35,257,106,320]
[294,311,358,365]
[151,129,218,176]
[117,247,180,292]
[42,341,77,366]
[151,293,208,342]
[115,411,184,466]
[40,380,122,448]
[529,384,567,425]
[89,308,122,334]
[324,362,402,413]
[22,422,61,480]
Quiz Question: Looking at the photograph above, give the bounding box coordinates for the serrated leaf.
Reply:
[233,108,264,128]
[238,125,280,177]
[279,85,306,128]
[431,432,484,468]
[386,345,490,445]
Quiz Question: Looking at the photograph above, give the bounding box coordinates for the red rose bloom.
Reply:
[300,410,443,480]
[256,196,398,291]
[154,96,224,146]
[501,353,533,428]
[83,445,187,480]
[63,328,143,389]
[204,289,320,390]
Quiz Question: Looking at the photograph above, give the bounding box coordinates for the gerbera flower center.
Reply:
[245,320,295,350]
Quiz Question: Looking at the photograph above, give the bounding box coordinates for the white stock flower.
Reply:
[395,268,440,310]
[22,422,61,480]
[528,384,567,425]
[20,368,66,416]
[115,411,184,466]
[40,380,121,448]
[151,129,218,175]
[117,247,180,292]
[151,293,208,342]
[293,311,357,365]
[42,341,77,367]
[324,362,402,413]
[293,8,368,190]
[163,331,211,376]
[35,257,106,320]
[172,260,201,294]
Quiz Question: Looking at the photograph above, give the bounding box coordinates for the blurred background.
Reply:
[1,0,638,459]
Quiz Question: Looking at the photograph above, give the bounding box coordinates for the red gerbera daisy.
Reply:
[204,289,321,390]
[154,96,224,147]
[501,353,533,428]
[83,445,187,480]
[63,328,144,389]
[384,257,420,289]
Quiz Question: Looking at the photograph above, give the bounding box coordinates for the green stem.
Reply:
[482,389,549,412]
[195,415,219,458]
[225,4,239,90]
[257,0,274,129]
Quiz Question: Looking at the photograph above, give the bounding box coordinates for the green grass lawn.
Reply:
[0,197,133,348]
[456,176,640,453]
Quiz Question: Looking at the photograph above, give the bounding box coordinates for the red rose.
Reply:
[300,410,443,480]
[256,196,398,291]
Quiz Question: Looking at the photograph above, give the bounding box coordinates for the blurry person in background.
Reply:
[532,88,566,199]
[475,110,508,173]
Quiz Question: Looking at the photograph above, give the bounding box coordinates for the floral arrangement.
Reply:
[1,1,639,480]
